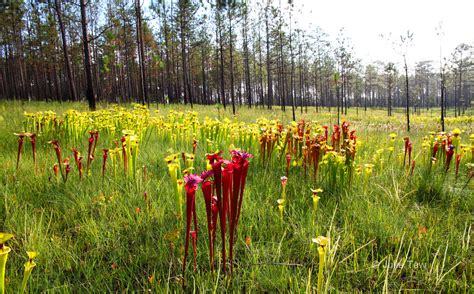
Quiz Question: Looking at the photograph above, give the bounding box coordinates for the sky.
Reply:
[143,0,473,68]
[295,0,474,67]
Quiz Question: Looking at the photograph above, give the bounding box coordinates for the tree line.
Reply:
[0,0,473,121]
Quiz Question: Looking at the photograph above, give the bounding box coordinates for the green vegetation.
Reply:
[0,101,472,292]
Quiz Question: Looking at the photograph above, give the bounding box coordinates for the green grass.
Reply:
[0,100,472,292]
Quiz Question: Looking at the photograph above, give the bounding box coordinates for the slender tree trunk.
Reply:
[163,11,173,103]
[16,24,27,100]
[201,46,208,104]
[440,71,445,131]
[344,72,348,115]
[242,7,252,108]
[458,55,462,117]
[335,74,340,125]
[404,56,410,132]
[299,42,303,114]
[258,30,264,108]
[214,23,221,105]
[80,0,96,110]
[265,5,273,109]
[289,12,295,121]
[135,0,148,106]
[387,78,392,116]
[217,11,226,109]
[453,75,457,117]
[318,53,323,111]
[364,79,368,112]
[54,0,77,102]
[179,2,189,105]
[228,8,236,114]
[186,38,193,108]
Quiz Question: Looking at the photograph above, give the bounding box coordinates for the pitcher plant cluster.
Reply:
[178,149,253,276]
[10,105,474,287]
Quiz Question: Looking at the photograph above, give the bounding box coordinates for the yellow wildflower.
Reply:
[312,236,330,247]
[451,128,461,136]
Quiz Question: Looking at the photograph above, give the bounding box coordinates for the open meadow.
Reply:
[0,101,473,292]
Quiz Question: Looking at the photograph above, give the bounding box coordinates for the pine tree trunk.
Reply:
[228,8,236,115]
[54,0,77,101]
[265,6,273,109]
[404,56,410,132]
[135,0,148,106]
[243,7,252,108]
[217,11,226,109]
[80,0,96,110]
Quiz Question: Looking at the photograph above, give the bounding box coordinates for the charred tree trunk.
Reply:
[80,0,96,110]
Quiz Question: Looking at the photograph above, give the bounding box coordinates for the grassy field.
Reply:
[0,100,472,292]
